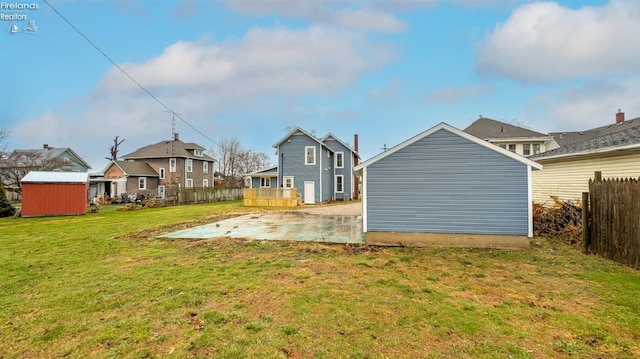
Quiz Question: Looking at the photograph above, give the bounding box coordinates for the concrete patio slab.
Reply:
[160,211,364,244]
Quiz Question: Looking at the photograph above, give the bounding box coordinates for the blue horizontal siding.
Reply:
[366,129,529,235]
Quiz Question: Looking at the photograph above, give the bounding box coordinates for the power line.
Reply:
[43,0,219,148]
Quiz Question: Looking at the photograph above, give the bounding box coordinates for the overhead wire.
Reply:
[42,0,219,148]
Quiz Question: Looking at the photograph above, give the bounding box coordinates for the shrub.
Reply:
[0,182,15,218]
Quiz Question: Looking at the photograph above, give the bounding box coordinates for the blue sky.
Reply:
[1,0,639,171]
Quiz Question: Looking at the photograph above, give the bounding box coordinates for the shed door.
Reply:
[304,181,315,204]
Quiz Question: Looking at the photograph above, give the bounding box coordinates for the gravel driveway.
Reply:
[295,202,362,216]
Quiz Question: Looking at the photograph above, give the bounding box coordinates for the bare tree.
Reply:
[0,127,8,158]
[0,128,15,216]
[105,136,125,161]
[0,149,68,194]
[211,137,271,187]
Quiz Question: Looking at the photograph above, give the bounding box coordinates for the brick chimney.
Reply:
[173,133,179,141]
[616,109,624,124]
[43,144,50,150]
[353,134,359,200]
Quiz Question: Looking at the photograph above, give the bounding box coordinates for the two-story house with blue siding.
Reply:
[244,128,359,204]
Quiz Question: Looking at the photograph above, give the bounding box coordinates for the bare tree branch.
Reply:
[105,136,125,161]
[0,149,68,194]
[211,137,271,187]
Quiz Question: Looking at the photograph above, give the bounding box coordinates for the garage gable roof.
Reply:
[354,122,543,172]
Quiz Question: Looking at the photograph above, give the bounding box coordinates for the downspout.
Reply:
[527,165,533,238]
[279,149,283,188]
[319,146,322,203]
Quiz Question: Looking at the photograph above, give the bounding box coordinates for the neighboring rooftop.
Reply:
[110,161,159,177]
[122,133,214,161]
[9,145,92,170]
[550,111,640,147]
[464,117,550,139]
[531,124,640,160]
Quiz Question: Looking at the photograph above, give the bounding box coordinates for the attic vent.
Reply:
[500,126,504,132]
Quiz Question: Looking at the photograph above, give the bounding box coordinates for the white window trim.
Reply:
[157,185,165,199]
[305,146,316,165]
[186,178,193,188]
[335,175,344,193]
[138,177,147,190]
[203,179,209,187]
[283,176,294,189]
[203,161,208,174]
[260,177,271,188]
[169,158,177,173]
[186,159,193,173]
[159,167,165,180]
[335,152,344,169]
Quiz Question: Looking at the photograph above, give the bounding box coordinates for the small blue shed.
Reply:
[354,122,543,248]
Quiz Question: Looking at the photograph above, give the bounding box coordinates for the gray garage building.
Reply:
[354,122,543,248]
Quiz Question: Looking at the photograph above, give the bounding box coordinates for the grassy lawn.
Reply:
[1,201,638,358]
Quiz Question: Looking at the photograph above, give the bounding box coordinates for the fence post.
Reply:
[594,171,602,182]
[582,191,590,254]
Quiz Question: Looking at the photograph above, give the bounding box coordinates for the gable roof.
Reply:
[320,133,360,158]
[273,127,333,152]
[464,117,550,140]
[122,137,214,161]
[243,166,278,177]
[107,161,159,177]
[550,116,640,147]
[10,147,91,170]
[531,124,640,161]
[21,171,88,184]
[355,122,543,173]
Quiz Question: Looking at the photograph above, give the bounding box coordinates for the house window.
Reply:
[523,144,531,156]
[138,177,146,190]
[203,179,209,187]
[186,178,193,188]
[283,176,294,189]
[186,159,193,173]
[159,168,165,180]
[305,146,316,165]
[335,152,344,168]
[335,175,344,193]
[157,185,165,199]
[169,158,177,172]
[260,177,271,188]
[194,149,203,157]
[533,144,541,155]
[508,144,516,153]
[203,161,208,174]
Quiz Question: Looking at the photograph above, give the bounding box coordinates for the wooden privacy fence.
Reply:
[172,187,243,205]
[243,188,301,207]
[583,172,640,269]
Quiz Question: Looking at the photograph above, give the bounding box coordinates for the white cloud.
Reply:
[426,84,491,103]
[98,26,395,97]
[12,25,398,169]
[476,1,640,82]
[522,76,640,132]
[224,0,407,33]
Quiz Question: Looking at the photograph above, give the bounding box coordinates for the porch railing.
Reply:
[243,188,301,207]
